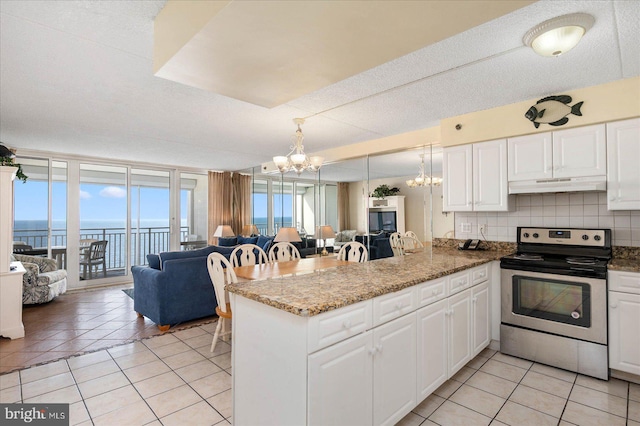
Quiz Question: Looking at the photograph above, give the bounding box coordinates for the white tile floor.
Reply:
[1,324,639,426]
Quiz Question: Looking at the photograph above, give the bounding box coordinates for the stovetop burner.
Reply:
[513,253,544,261]
[566,257,598,265]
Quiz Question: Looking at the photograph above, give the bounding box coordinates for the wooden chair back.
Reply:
[389,232,404,256]
[268,242,301,263]
[337,241,368,263]
[231,244,269,267]
[206,252,237,317]
[401,236,423,250]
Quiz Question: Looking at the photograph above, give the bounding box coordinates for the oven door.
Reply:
[501,269,607,344]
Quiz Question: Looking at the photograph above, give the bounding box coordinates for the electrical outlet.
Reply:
[460,223,472,233]
[479,224,487,234]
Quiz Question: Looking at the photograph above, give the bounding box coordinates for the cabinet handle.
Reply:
[376,344,383,353]
[472,297,478,303]
[609,196,617,202]
[395,302,404,310]
[432,289,439,296]
[368,348,376,356]
[479,272,485,277]
[342,320,352,329]
[609,303,618,309]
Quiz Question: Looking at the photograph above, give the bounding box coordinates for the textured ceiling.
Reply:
[1,0,639,180]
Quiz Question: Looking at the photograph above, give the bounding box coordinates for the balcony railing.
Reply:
[13,226,189,272]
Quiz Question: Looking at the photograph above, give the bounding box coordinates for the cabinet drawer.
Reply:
[609,270,640,295]
[448,270,471,295]
[471,264,489,285]
[416,278,448,307]
[308,300,372,353]
[373,287,416,327]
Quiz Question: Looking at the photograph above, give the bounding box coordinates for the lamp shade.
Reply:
[273,227,302,243]
[317,225,336,239]
[241,224,259,237]
[523,13,594,57]
[213,225,234,238]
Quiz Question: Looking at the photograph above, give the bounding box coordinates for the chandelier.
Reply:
[406,154,442,188]
[273,118,324,175]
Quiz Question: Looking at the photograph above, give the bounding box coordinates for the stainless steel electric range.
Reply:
[500,227,612,380]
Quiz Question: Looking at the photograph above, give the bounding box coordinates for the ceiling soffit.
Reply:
[153,0,534,108]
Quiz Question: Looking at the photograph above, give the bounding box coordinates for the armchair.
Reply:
[11,254,68,304]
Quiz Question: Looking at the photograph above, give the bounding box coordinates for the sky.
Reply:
[14,181,188,226]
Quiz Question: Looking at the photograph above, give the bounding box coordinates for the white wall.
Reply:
[454,192,640,247]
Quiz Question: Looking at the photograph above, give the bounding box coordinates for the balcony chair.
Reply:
[268,242,301,263]
[79,240,108,279]
[207,252,237,352]
[231,244,269,267]
[337,241,368,263]
[13,243,33,253]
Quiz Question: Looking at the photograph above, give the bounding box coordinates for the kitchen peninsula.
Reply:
[227,248,506,426]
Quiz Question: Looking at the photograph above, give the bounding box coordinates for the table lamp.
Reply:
[241,224,259,237]
[273,227,302,243]
[213,225,235,243]
[317,225,336,256]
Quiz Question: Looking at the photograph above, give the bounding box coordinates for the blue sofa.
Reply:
[131,245,235,330]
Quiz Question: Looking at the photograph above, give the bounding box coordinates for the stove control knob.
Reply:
[532,233,539,238]
[594,235,602,241]
[582,235,589,240]
[523,233,530,238]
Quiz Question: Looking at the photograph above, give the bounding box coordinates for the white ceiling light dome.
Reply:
[523,13,595,57]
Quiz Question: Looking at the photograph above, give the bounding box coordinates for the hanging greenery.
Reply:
[0,143,28,183]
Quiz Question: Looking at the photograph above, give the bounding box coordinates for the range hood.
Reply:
[509,176,606,194]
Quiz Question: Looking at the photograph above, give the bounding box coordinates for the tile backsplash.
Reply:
[454,192,640,247]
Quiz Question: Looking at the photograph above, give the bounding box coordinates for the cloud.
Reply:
[79,190,91,200]
[99,186,126,198]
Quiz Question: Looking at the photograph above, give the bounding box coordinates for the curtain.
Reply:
[208,171,233,244]
[231,173,252,235]
[337,182,350,231]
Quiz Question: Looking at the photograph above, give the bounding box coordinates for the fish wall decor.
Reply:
[525,95,583,128]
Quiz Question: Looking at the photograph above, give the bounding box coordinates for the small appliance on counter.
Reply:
[500,227,612,380]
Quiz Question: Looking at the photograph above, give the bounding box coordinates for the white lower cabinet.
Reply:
[448,288,472,375]
[308,314,416,426]
[416,299,448,400]
[608,270,640,375]
[472,281,490,356]
[308,331,373,425]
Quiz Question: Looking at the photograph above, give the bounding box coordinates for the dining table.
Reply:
[233,256,350,281]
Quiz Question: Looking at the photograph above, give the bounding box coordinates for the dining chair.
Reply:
[401,235,423,250]
[231,244,269,267]
[79,240,107,279]
[389,232,404,256]
[268,242,301,263]
[207,252,237,352]
[337,241,368,263]
[404,231,419,240]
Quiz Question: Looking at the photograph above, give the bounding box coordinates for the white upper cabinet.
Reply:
[553,124,606,178]
[444,140,510,212]
[508,124,606,182]
[508,133,553,181]
[443,145,473,212]
[473,139,509,211]
[607,118,640,210]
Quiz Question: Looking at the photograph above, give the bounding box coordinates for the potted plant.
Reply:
[371,184,400,199]
[0,143,28,182]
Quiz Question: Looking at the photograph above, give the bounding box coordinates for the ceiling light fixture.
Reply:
[523,13,594,57]
[406,154,442,188]
[273,118,324,175]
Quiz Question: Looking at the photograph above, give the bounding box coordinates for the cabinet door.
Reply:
[609,291,640,375]
[448,288,472,377]
[508,133,552,181]
[416,299,448,401]
[553,124,606,178]
[373,313,416,426]
[607,118,640,210]
[308,331,373,426]
[472,281,490,356]
[443,145,472,212]
[473,139,509,211]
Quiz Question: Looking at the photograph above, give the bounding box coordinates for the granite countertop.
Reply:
[226,248,508,317]
[608,258,640,273]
